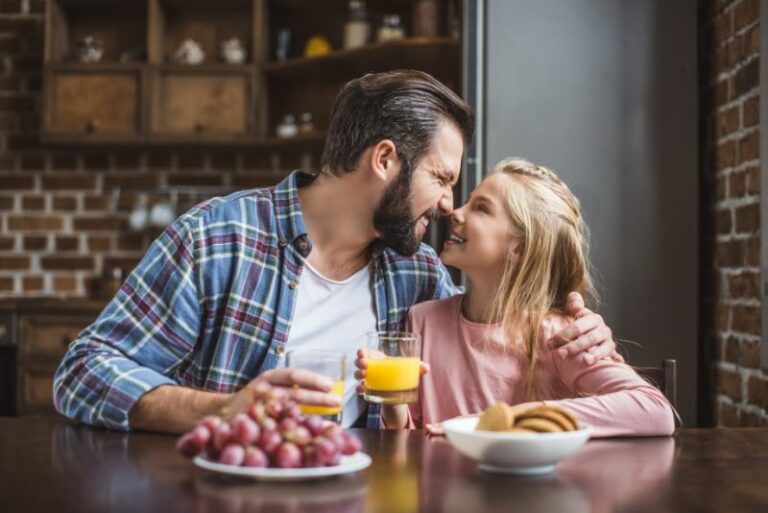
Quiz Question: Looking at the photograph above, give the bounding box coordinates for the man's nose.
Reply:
[438,189,454,215]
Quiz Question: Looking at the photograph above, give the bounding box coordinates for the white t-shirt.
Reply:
[280,258,377,427]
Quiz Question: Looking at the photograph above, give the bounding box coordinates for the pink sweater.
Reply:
[403,295,675,437]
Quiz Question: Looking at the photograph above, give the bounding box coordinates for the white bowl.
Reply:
[442,416,592,475]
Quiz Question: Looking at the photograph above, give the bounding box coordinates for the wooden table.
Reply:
[1,418,766,513]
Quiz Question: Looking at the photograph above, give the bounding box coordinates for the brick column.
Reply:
[701,0,768,426]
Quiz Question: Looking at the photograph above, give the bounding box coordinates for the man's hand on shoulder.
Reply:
[550,292,624,365]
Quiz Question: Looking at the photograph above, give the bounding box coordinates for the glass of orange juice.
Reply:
[285,350,346,423]
[364,331,422,404]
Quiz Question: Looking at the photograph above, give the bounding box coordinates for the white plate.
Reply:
[442,417,592,475]
[193,452,372,482]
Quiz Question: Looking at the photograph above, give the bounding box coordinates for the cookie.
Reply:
[515,417,563,433]
[517,406,579,431]
[507,426,537,433]
[476,402,514,431]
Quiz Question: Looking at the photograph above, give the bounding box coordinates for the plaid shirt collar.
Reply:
[275,170,389,257]
[273,170,314,246]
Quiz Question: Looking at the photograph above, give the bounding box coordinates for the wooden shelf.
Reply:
[40,130,326,150]
[271,0,414,9]
[46,62,145,71]
[257,131,326,149]
[263,37,460,80]
[42,0,463,148]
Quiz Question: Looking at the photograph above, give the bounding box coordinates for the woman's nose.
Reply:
[451,206,465,224]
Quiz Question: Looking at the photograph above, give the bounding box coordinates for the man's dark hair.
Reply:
[320,70,474,176]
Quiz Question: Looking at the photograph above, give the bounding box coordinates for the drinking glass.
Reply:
[363,331,422,404]
[286,350,346,423]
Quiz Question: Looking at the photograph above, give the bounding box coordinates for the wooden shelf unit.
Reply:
[41,0,463,151]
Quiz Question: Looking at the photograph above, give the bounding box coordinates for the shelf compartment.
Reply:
[45,0,148,64]
[149,66,258,138]
[42,64,143,139]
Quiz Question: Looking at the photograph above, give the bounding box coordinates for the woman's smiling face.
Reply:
[440,173,522,279]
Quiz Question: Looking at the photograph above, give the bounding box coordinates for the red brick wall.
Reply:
[0,2,293,297]
[701,0,767,426]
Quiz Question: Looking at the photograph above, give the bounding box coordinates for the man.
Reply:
[54,70,617,433]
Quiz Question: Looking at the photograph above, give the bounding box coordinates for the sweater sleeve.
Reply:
[546,350,676,437]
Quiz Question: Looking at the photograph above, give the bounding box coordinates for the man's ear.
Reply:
[368,139,400,183]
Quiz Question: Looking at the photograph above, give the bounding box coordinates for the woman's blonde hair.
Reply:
[485,157,598,399]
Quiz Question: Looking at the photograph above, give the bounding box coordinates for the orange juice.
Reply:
[299,379,344,416]
[364,356,420,404]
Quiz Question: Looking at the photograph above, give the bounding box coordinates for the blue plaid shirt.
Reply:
[53,171,460,431]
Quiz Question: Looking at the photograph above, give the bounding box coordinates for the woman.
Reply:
[355,158,675,437]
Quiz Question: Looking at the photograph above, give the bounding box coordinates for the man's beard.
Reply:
[373,164,422,256]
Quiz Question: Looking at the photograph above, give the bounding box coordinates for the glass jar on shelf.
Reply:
[377,14,405,43]
[298,112,315,135]
[413,0,440,38]
[277,114,298,139]
[344,0,370,49]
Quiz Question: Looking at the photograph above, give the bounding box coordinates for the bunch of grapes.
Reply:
[175,390,362,469]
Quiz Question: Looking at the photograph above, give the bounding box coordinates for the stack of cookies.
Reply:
[476,402,579,433]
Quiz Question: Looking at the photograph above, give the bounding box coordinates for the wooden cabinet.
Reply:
[45,66,142,138]
[0,301,105,418]
[17,362,59,415]
[41,0,463,153]
[150,66,255,139]
[16,313,97,416]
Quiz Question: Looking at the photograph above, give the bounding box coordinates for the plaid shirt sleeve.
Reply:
[53,213,203,431]
[432,259,462,299]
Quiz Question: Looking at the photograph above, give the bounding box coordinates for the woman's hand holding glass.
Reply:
[354,348,430,397]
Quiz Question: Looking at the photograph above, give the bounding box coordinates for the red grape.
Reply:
[212,422,233,451]
[289,426,312,446]
[178,387,361,470]
[247,402,266,422]
[325,450,341,466]
[340,431,362,455]
[314,437,338,465]
[175,432,200,457]
[243,446,269,468]
[265,398,284,419]
[327,432,346,454]
[322,423,343,438]
[232,413,260,445]
[200,415,222,433]
[260,417,277,433]
[275,442,303,468]
[191,425,212,447]
[279,417,298,434]
[302,446,323,467]
[303,415,324,437]
[257,429,282,456]
[282,403,302,420]
[219,444,245,466]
